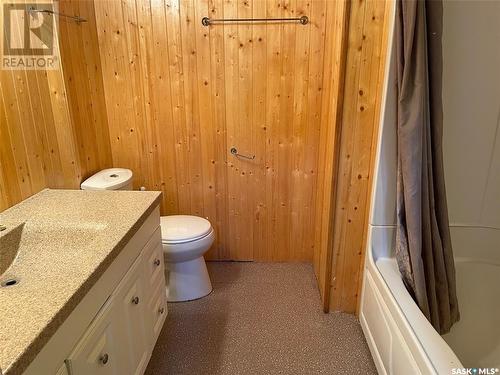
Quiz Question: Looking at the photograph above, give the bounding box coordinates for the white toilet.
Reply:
[160,215,214,301]
[81,168,214,302]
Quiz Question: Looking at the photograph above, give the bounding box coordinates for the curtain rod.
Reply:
[201,16,308,26]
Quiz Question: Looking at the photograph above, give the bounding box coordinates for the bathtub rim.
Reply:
[360,225,463,374]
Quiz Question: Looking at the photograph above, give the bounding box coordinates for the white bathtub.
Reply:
[442,257,500,368]
[360,225,500,374]
[360,1,500,371]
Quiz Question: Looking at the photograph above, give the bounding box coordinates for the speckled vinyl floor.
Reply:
[145,262,377,375]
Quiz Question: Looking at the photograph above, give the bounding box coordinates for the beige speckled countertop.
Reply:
[0,189,162,375]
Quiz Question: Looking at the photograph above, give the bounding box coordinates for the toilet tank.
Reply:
[80,168,133,190]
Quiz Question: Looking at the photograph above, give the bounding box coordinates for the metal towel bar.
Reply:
[28,7,87,24]
[202,16,308,26]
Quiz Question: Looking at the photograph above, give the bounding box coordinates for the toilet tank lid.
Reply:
[160,215,212,243]
[81,168,133,190]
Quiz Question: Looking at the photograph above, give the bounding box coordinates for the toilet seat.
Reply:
[160,215,213,244]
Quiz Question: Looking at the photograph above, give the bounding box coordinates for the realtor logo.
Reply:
[2,2,59,70]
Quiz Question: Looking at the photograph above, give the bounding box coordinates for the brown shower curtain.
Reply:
[395,0,459,334]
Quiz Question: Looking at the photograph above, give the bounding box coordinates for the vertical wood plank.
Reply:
[235,0,254,259]
[251,0,268,260]
[207,0,229,260]
[223,0,243,259]
[264,0,282,261]
[289,0,311,261]
[194,0,218,257]
[274,0,296,261]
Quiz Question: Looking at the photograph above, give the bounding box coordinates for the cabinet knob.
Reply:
[153,258,161,266]
[131,296,140,305]
[99,353,109,365]
[158,306,165,314]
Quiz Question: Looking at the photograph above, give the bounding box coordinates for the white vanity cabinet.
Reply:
[65,228,167,375]
[23,207,167,375]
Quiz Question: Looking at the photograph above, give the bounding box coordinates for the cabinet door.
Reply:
[144,241,164,291]
[142,238,167,349]
[66,301,124,375]
[147,280,167,345]
[114,256,150,375]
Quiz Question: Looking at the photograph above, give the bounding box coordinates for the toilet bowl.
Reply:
[81,169,214,302]
[160,215,214,302]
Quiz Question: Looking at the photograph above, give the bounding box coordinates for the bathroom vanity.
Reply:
[0,190,166,375]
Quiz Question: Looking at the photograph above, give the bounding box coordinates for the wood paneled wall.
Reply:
[312,0,349,311]
[0,1,78,210]
[93,0,340,261]
[0,67,80,212]
[311,0,391,313]
[59,0,113,177]
[0,0,112,212]
[326,0,391,313]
